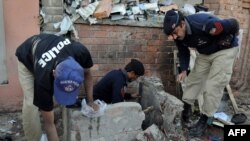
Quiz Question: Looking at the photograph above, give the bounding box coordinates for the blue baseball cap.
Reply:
[54,56,84,106]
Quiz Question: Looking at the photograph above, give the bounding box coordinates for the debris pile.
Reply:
[63,0,169,24]
[65,77,187,140]
[39,0,210,38]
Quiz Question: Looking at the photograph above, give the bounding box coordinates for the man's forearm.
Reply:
[84,69,94,103]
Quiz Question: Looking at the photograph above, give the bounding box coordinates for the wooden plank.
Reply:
[243,0,250,3]
[160,4,179,13]
[215,117,234,125]
[93,0,112,19]
[226,84,239,114]
[212,121,224,128]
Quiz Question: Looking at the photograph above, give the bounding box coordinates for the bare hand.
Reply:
[131,93,141,98]
[177,71,187,83]
[88,102,99,111]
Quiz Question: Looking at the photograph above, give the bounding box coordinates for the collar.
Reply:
[121,69,129,85]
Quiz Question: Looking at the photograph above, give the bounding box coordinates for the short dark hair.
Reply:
[125,59,145,76]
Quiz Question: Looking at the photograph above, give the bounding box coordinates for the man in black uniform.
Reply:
[16,33,98,141]
[93,59,145,103]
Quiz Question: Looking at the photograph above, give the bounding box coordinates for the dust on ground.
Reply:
[0,112,24,141]
[0,90,249,141]
[0,109,63,141]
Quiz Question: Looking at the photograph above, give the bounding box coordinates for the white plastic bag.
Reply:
[81,99,107,118]
[39,134,48,141]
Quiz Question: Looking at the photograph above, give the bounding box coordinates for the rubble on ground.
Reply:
[1,79,249,141]
[64,77,186,140]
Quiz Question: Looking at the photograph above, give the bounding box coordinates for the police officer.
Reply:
[93,59,145,103]
[163,10,239,137]
[16,33,98,141]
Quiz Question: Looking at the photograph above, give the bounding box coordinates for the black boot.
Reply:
[189,114,208,137]
[182,102,192,123]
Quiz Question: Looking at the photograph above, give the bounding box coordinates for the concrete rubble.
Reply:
[136,124,167,141]
[140,77,186,140]
[67,102,145,141]
[64,77,186,141]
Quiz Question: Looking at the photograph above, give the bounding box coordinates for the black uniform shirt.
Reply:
[16,33,93,111]
[175,13,239,71]
[93,69,128,103]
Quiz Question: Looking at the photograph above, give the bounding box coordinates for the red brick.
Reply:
[159,34,168,40]
[89,51,98,58]
[133,52,145,58]
[112,38,126,45]
[78,30,93,38]
[242,2,250,8]
[126,45,142,52]
[141,52,157,64]
[109,32,125,38]
[93,38,113,45]
[217,10,232,16]
[124,52,133,58]
[147,40,161,46]
[205,0,219,4]
[210,4,220,10]
[152,34,160,40]
[131,32,150,39]
[92,31,108,38]
[147,46,159,52]
[80,38,94,45]
[225,4,240,10]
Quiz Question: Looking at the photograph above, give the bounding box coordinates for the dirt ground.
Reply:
[0,89,249,141]
[0,108,63,141]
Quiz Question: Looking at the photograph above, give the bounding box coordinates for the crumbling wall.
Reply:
[140,77,186,140]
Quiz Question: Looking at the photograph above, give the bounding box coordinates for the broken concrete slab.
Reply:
[140,77,186,140]
[62,76,187,140]
[66,102,145,141]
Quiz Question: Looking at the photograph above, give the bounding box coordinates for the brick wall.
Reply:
[205,0,250,91]
[41,0,177,95]
[74,24,177,94]
[41,0,250,94]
